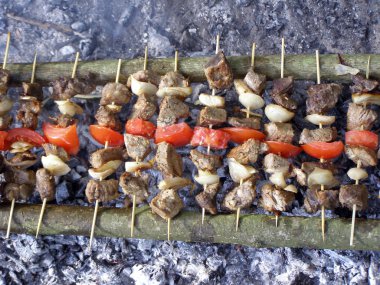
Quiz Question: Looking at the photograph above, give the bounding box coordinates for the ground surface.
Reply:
[0,1,379,284]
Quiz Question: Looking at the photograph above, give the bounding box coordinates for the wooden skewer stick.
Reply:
[275,214,279,228]
[366,55,371,80]
[143,45,148,71]
[31,52,37,84]
[115,58,122,84]
[235,179,244,232]
[280,37,285,79]
[246,43,256,119]
[174,50,179,72]
[2,32,10,70]
[35,198,47,238]
[167,217,171,241]
[130,157,140,238]
[71,52,80,79]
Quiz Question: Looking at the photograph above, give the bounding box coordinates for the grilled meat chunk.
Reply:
[347,103,377,131]
[150,188,184,220]
[264,122,294,143]
[195,182,219,215]
[222,179,256,211]
[7,151,37,166]
[42,143,69,162]
[124,134,151,161]
[304,186,339,213]
[95,105,122,131]
[292,167,307,186]
[52,76,95,100]
[272,76,293,95]
[198,107,227,127]
[204,51,233,90]
[157,96,189,127]
[130,93,157,120]
[159,71,190,88]
[244,67,266,95]
[0,69,10,95]
[351,75,379,93]
[299,127,337,144]
[228,116,261,129]
[271,93,297,111]
[339,184,368,211]
[17,99,41,129]
[89,147,123,168]
[0,114,12,130]
[22,82,43,101]
[5,168,36,185]
[155,142,183,178]
[260,183,295,212]
[345,145,377,167]
[100,82,131,106]
[119,172,149,204]
[227,139,263,164]
[51,114,76,128]
[132,70,160,86]
[263,153,290,174]
[306,83,341,114]
[85,179,119,203]
[190,149,222,172]
[36,168,56,201]
[3,183,33,201]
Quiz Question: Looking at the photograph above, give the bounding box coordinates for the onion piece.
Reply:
[55,100,83,116]
[265,104,295,123]
[157,87,192,98]
[4,157,38,169]
[106,104,122,112]
[158,177,193,191]
[234,79,265,110]
[124,161,153,173]
[307,167,337,187]
[284,184,298,193]
[131,76,158,96]
[352,93,380,106]
[88,160,122,180]
[227,158,257,183]
[198,93,225,107]
[305,114,336,126]
[0,97,13,116]
[41,154,71,177]
[9,142,34,153]
[347,167,368,181]
[269,172,287,188]
[194,170,220,185]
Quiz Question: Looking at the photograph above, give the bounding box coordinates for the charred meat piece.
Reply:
[244,67,266,95]
[264,122,294,143]
[347,103,377,131]
[271,93,297,111]
[263,153,290,174]
[150,188,184,220]
[0,114,12,130]
[198,107,227,127]
[272,76,293,95]
[155,142,183,178]
[130,93,157,120]
[157,96,189,127]
[36,168,56,201]
[22,82,43,101]
[7,151,37,166]
[159,71,190,88]
[52,76,95,100]
[0,69,10,95]
[195,182,219,215]
[3,183,33,201]
[228,116,261,130]
[132,70,160,86]
[95,106,122,131]
[306,83,341,114]
[204,51,233,90]
[351,75,379,93]
[5,168,36,185]
[42,143,69,162]
[227,139,263,164]
[345,145,377,167]
[190,149,222,172]
[50,114,76,128]
[119,172,149,204]
[292,167,307,186]
[222,179,256,211]
[260,183,295,212]
[299,127,337,144]
[304,186,339,213]
[124,134,151,161]
[89,147,123,168]
[17,99,41,129]
[85,179,119,203]
[339,184,368,211]
[100,82,131,106]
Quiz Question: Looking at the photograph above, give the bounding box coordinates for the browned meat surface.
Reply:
[36,168,56,201]
[227,139,263,164]
[0,69,10,95]
[155,142,183,178]
[190,149,222,171]
[42,143,69,162]
[222,179,256,211]
[100,82,131,106]
[85,179,119,203]
[272,76,293,95]
[304,186,339,213]
[0,114,12,130]
[198,107,227,127]
[351,75,379,93]
[17,99,41,129]
[263,153,290,174]
[52,76,95,100]
[95,106,122,131]
[3,183,33,201]
[157,96,189,127]
[5,168,36,185]
[89,147,123,168]
[264,122,294,143]
[292,167,307,186]
[299,127,337,144]
[204,51,233,90]
[339,184,368,211]
[347,103,377,131]
[119,172,149,204]
[244,67,266,95]
[50,114,76,128]
[195,183,219,215]
[124,134,151,161]
[301,161,336,175]
[132,70,160,86]
[260,183,295,212]
[130,93,157,120]
[345,145,377,167]
[22,82,43,101]
[7,151,37,165]
[150,188,184,219]
[271,93,298,111]
[306,83,341,114]
[159,71,190,88]
[228,116,261,130]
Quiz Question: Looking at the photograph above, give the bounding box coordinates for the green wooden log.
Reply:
[0,204,379,251]
[5,54,380,86]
